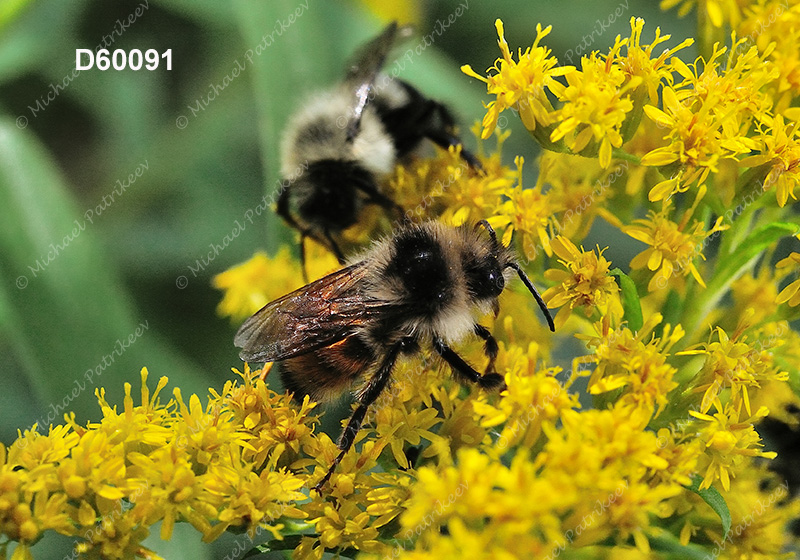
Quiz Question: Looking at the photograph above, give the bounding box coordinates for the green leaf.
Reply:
[0,119,203,436]
[686,474,732,540]
[681,221,800,339]
[660,289,682,329]
[717,222,800,282]
[610,268,643,331]
[242,534,304,556]
[648,532,714,560]
[0,0,36,31]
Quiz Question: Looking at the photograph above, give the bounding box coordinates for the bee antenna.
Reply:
[505,261,555,332]
[475,219,498,248]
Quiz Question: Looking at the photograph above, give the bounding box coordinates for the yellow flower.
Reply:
[489,156,562,261]
[651,428,702,489]
[219,364,319,471]
[399,447,572,557]
[212,463,306,539]
[701,463,800,560]
[642,40,771,200]
[0,368,323,558]
[643,87,737,200]
[537,151,615,240]
[74,513,157,560]
[661,0,745,29]
[385,135,513,227]
[680,321,789,416]
[300,435,399,556]
[0,429,75,544]
[741,115,800,207]
[537,404,681,550]
[472,340,578,450]
[730,267,781,323]
[738,1,800,108]
[461,19,572,139]
[372,400,444,470]
[624,198,727,292]
[751,377,800,429]
[428,380,492,459]
[689,399,776,490]
[743,115,800,207]
[212,249,299,321]
[577,313,683,416]
[776,252,800,306]
[542,236,623,329]
[550,53,640,168]
[611,18,694,106]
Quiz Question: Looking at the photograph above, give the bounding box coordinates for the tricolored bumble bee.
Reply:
[277,22,482,277]
[234,220,554,491]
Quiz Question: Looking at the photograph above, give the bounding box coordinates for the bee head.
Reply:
[471,220,556,332]
[462,221,507,302]
[387,227,452,314]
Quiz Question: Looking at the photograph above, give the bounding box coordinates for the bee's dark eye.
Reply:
[466,258,504,299]
[486,265,504,292]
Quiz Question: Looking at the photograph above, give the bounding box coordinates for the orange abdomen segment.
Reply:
[278,335,376,402]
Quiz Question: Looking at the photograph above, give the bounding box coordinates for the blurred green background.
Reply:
[0,0,686,557]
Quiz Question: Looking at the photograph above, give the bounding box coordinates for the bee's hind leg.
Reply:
[353,180,406,223]
[423,102,484,172]
[313,339,410,493]
[322,228,346,264]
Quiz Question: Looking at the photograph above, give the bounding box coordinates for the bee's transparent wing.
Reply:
[344,21,413,141]
[234,262,387,362]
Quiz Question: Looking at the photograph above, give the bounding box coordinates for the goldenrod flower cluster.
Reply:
[0,368,313,560]
[4,6,800,560]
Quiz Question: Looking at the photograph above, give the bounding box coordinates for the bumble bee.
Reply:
[234,220,554,491]
[277,22,482,277]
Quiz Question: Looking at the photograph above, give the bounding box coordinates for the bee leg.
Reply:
[277,188,318,279]
[299,233,309,284]
[353,181,406,222]
[432,337,504,390]
[313,340,406,493]
[426,128,484,172]
[276,187,303,233]
[322,228,346,264]
[422,102,484,172]
[473,324,499,377]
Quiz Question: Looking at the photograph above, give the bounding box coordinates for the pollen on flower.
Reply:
[689,400,776,491]
[550,53,639,168]
[542,236,623,329]
[461,19,572,140]
[576,314,683,416]
[489,156,562,261]
[776,251,800,306]
[680,323,789,416]
[624,200,727,292]
[384,135,514,227]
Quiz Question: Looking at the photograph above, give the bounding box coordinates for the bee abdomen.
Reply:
[295,160,372,231]
[279,335,376,403]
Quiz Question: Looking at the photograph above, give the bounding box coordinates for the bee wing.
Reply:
[344,21,414,141]
[234,262,384,362]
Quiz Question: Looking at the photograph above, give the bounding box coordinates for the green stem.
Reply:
[677,206,792,346]
[611,149,641,165]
